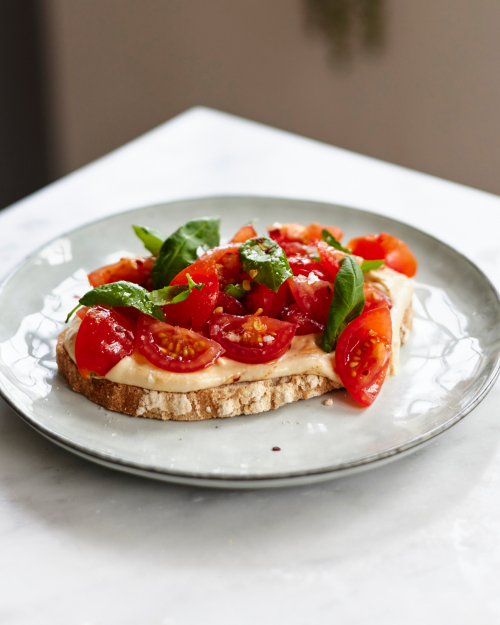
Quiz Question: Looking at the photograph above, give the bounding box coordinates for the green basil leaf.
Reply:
[152,217,220,289]
[132,225,166,255]
[239,237,292,293]
[321,256,365,353]
[66,281,166,323]
[360,259,385,272]
[321,229,350,254]
[224,283,248,300]
[150,274,204,305]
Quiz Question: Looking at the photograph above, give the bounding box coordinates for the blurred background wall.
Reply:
[2,0,500,207]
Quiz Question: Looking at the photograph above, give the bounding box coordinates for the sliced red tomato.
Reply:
[198,243,249,290]
[243,282,288,318]
[162,259,219,330]
[287,275,334,324]
[363,283,392,313]
[288,254,332,281]
[215,292,248,316]
[88,256,155,289]
[209,314,296,364]
[348,233,417,277]
[198,243,241,263]
[316,241,345,281]
[267,222,344,245]
[335,307,392,406]
[280,241,311,257]
[137,314,224,372]
[75,305,136,379]
[280,303,325,335]
[230,224,258,243]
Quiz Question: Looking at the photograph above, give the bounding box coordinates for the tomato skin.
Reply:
[243,282,288,318]
[75,305,136,379]
[363,283,392,313]
[230,224,258,243]
[215,292,248,316]
[88,256,155,289]
[348,233,417,278]
[287,254,332,281]
[163,259,219,330]
[335,307,392,406]
[137,314,224,373]
[287,275,334,323]
[280,303,325,335]
[209,314,296,364]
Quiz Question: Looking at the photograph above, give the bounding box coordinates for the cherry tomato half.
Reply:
[363,283,392,313]
[287,275,334,324]
[215,292,248,316]
[137,313,224,373]
[335,307,392,406]
[75,305,136,379]
[209,314,296,364]
[163,259,219,330]
[243,282,288,318]
[280,303,325,335]
[348,233,417,278]
[230,224,258,243]
[88,256,155,289]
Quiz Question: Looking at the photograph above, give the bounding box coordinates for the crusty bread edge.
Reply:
[56,302,412,421]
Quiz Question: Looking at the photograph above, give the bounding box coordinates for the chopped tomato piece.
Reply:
[198,243,248,290]
[76,306,90,320]
[280,303,324,335]
[215,292,248,316]
[88,256,155,289]
[75,305,136,379]
[267,222,344,245]
[243,282,288,318]
[288,254,332,281]
[335,307,392,406]
[230,224,258,243]
[348,233,417,277]
[363,283,392,313]
[280,242,311,257]
[198,243,241,263]
[209,314,296,364]
[316,241,345,281]
[137,314,224,373]
[287,275,334,324]
[162,258,219,330]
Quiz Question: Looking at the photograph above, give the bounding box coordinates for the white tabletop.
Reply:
[2,107,500,624]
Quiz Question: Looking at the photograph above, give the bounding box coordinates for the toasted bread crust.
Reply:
[56,301,412,421]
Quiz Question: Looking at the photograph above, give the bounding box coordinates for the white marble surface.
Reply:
[1,107,500,624]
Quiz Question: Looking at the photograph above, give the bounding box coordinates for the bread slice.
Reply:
[56,303,412,421]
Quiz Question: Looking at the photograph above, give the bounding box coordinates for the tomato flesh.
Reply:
[243,282,288,318]
[335,307,392,406]
[280,241,311,257]
[287,254,332,281]
[163,258,219,330]
[209,314,296,364]
[88,256,155,289]
[230,224,258,243]
[267,222,344,245]
[137,314,224,372]
[348,233,417,278]
[75,305,136,379]
[287,275,334,323]
[215,292,248,316]
[363,283,392,313]
[280,303,324,335]
[306,222,343,243]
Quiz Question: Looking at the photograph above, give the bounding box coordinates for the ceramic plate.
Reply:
[1,196,500,488]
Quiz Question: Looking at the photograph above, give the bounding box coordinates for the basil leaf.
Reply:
[150,274,204,305]
[322,256,365,353]
[360,259,385,272]
[132,225,166,255]
[321,229,350,254]
[66,281,166,323]
[152,217,220,289]
[239,237,292,293]
[224,283,247,300]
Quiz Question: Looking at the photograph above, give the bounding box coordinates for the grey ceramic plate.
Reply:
[1,196,500,488]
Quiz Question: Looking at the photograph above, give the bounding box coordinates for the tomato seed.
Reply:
[243,280,251,291]
[350,362,359,367]
[249,269,258,279]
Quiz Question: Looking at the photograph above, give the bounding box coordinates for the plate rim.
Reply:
[2,194,500,486]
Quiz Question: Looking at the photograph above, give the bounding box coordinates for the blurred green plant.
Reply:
[304,0,385,63]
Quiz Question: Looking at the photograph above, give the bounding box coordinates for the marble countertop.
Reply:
[1,107,500,624]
